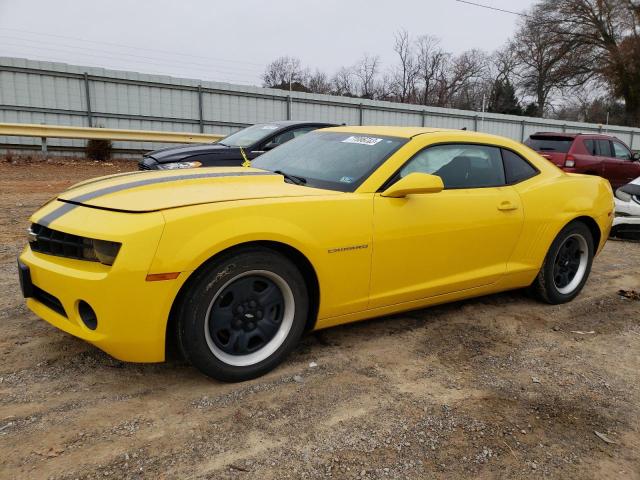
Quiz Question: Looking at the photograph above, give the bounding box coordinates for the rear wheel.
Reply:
[177,247,308,382]
[532,221,594,304]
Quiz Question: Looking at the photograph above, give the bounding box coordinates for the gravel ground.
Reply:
[0,158,639,480]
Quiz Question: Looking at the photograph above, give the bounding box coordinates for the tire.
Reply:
[532,221,595,305]
[176,247,308,382]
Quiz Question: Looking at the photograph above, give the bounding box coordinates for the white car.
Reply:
[612,176,640,239]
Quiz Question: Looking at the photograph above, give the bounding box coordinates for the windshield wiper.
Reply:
[274,170,307,185]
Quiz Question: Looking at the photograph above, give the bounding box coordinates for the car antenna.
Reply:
[461,127,467,131]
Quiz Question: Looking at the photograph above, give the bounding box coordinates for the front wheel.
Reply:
[176,247,309,382]
[532,221,595,304]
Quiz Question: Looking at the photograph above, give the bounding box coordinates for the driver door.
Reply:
[369,144,524,308]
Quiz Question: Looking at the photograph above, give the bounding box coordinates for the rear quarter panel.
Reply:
[509,173,613,278]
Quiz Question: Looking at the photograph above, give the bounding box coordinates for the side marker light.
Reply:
[146,272,180,282]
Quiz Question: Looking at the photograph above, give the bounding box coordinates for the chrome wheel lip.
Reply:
[204,270,295,367]
[553,233,589,295]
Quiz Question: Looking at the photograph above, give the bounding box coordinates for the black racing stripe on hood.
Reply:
[37,170,277,227]
[37,202,78,227]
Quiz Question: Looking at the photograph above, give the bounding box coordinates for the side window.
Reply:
[291,126,316,138]
[583,139,597,155]
[502,149,538,184]
[596,140,612,157]
[400,144,505,189]
[269,127,316,147]
[612,141,631,160]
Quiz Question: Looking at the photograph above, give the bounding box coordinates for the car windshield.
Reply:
[219,124,282,147]
[525,136,574,153]
[251,131,407,191]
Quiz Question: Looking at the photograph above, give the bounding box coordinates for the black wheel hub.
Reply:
[208,275,285,355]
[553,237,582,289]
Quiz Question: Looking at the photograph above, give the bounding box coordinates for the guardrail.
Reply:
[0,123,224,154]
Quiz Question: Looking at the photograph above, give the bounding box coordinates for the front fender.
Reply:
[149,195,374,319]
[151,207,321,274]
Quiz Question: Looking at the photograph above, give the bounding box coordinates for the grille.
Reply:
[33,285,67,317]
[29,223,95,262]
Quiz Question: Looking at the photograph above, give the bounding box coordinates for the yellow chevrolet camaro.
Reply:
[18,126,614,381]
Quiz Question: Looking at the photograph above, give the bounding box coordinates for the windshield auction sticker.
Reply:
[341,136,383,146]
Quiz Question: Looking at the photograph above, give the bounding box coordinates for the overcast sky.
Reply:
[0,0,535,86]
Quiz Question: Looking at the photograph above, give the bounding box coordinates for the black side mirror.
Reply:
[632,152,640,161]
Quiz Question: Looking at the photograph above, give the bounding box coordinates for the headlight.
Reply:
[615,188,632,202]
[92,240,121,265]
[157,161,202,170]
[81,238,122,265]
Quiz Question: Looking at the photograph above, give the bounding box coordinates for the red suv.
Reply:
[525,133,640,189]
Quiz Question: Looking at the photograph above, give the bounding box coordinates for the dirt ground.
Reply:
[0,157,639,480]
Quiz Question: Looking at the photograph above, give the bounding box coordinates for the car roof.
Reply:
[321,125,522,143]
[530,132,615,139]
[258,120,338,127]
[321,125,455,138]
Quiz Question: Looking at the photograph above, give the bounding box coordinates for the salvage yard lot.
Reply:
[0,158,639,479]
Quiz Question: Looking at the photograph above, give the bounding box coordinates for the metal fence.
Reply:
[1,56,639,156]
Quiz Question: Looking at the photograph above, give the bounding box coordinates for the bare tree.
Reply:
[540,0,640,125]
[414,35,448,106]
[331,67,355,97]
[374,73,395,101]
[391,30,417,102]
[262,56,307,91]
[258,12,638,125]
[443,50,489,109]
[307,69,332,94]
[512,5,593,116]
[489,45,519,84]
[552,81,609,122]
[353,54,380,99]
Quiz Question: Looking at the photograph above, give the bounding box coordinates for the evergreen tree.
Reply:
[488,79,522,115]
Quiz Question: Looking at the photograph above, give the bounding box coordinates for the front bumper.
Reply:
[612,214,640,235]
[612,196,640,234]
[18,206,183,362]
[19,247,183,362]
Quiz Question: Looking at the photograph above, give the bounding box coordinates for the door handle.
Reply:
[497,201,518,211]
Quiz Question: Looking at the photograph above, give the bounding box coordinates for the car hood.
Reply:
[51,167,338,213]
[146,143,237,162]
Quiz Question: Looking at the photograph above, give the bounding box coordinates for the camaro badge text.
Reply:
[327,244,369,254]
